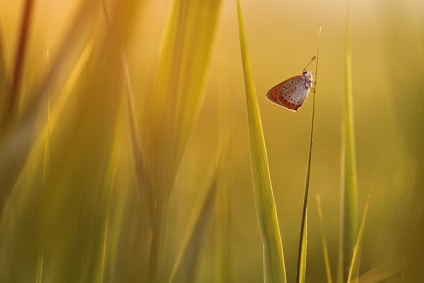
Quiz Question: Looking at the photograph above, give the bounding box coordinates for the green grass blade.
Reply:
[298,213,308,283]
[149,0,223,200]
[347,200,369,283]
[236,1,286,282]
[338,0,358,281]
[296,26,321,283]
[147,0,223,280]
[316,195,334,283]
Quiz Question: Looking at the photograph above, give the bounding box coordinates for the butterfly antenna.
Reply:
[303,56,316,72]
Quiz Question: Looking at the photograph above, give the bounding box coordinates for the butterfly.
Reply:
[266,56,316,111]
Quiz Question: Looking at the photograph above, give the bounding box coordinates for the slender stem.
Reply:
[296,26,321,283]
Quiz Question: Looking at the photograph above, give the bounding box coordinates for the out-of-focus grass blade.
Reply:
[236,0,286,282]
[168,165,218,283]
[355,259,410,282]
[20,0,103,126]
[4,0,35,123]
[346,200,369,283]
[148,0,222,280]
[120,51,152,225]
[316,195,333,283]
[101,0,152,228]
[0,0,101,215]
[149,0,223,201]
[42,66,51,189]
[36,251,43,283]
[1,40,93,213]
[338,0,358,281]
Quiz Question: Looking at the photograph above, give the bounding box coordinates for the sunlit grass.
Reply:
[237,0,286,281]
[0,0,423,282]
[338,0,358,281]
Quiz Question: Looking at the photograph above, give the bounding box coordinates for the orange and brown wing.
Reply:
[266,81,300,111]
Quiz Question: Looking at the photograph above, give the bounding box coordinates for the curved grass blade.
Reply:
[237,1,286,282]
[338,0,358,281]
[296,26,321,283]
[347,200,369,283]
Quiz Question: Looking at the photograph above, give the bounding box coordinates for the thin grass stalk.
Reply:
[296,26,321,283]
[36,251,43,283]
[101,0,153,227]
[347,201,369,283]
[121,51,152,225]
[338,0,358,281]
[297,214,307,283]
[316,195,333,283]
[237,0,286,282]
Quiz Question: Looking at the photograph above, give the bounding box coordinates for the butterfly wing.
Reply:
[266,72,313,111]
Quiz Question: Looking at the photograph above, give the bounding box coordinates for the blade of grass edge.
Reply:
[296,26,321,283]
[316,195,334,283]
[347,200,369,283]
[338,0,358,281]
[236,1,286,282]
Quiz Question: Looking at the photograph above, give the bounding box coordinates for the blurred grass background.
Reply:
[0,0,423,282]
